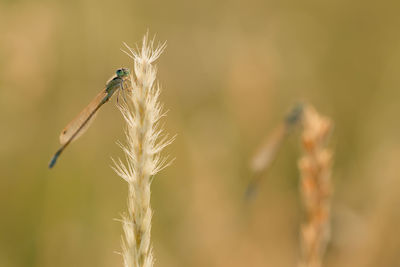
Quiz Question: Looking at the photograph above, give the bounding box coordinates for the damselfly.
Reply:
[245,103,304,199]
[49,68,130,168]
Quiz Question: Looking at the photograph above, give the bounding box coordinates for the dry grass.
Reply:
[298,105,333,267]
[112,34,172,267]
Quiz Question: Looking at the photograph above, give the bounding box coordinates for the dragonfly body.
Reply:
[49,68,130,168]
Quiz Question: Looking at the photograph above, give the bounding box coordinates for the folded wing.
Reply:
[59,89,108,145]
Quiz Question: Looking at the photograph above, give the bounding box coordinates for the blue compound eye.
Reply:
[116,69,123,77]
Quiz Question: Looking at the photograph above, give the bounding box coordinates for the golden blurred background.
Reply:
[1,0,400,266]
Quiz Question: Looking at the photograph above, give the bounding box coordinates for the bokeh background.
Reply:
[1,0,400,266]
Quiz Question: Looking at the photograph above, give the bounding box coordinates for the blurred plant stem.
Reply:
[298,105,333,267]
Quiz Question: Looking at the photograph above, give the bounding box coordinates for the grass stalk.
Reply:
[298,105,333,267]
[112,34,171,267]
